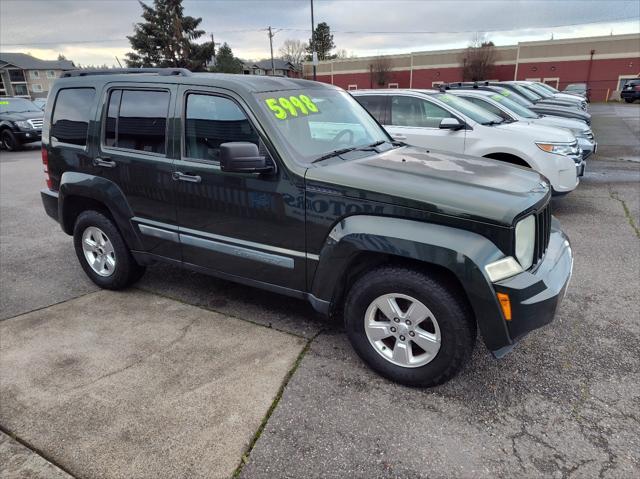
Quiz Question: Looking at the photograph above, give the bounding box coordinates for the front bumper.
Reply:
[577,137,596,161]
[490,217,573,357]
[14,129,42,143]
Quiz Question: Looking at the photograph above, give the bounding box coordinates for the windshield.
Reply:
[0,98,41,114]
[491,87,535,107]
[537,83,559,93]
[433,93,502,124]
[523,83,553,98]
[254,89,389,164]
[566,83,586,91]
[489,93,538,119]
[510,84,542,101]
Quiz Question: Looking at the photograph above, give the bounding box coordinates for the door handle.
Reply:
[173,171,202,183]
[94,157,116,168]
[391,134,407,140]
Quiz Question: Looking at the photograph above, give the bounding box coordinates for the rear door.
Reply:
[95,83,180,260]
[386,94,465,153]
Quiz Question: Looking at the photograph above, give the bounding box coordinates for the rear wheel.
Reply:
[624,98,634,103]
[73,210,145,289]
[1,130,21,151]
[344,266,476,387]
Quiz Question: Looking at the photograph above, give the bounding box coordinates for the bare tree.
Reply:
[371,56,393,86]
[460,34,496,81]
[279,39,307,65]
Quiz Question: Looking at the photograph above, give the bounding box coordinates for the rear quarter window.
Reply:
[51,88,95,146]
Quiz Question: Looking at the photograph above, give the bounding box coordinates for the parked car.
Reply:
[40,69,573,387]
[621,79,640,103]
[515,81,588,111]
[352,89,582,194]
[445,83,593,124]
[0,97,44,150]
[32,98,47,110]
[448,89,596,162]
[561,83,589,99]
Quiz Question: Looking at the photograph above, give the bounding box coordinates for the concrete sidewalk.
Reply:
[0,290,306,479]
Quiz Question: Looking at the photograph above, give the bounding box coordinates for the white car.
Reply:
[448,89,596,163]
[352,89,582,195]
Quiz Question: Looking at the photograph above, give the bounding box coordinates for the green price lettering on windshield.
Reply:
[0,101,8,105]
[265,94,319,120]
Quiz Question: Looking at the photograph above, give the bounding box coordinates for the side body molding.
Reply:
[58,171,144,251]
[310,215,512,351]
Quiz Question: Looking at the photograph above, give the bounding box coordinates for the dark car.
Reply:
[40,68,573,387]
[562,83,589,99]
[444,83,592,124]
[0,97,44,150]
[621,79,640,103]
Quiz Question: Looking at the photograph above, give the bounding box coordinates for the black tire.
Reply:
[1,130,21,151]
[344,266,476,387]
[624,98,634,103]
[73,210,145,289]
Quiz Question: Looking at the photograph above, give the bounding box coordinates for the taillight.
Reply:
[42,146,52,190]
[635,85,640,92]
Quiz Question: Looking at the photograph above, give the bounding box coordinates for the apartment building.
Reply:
[0,52,75,99]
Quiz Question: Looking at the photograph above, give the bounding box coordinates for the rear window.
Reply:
[103,89,170,154]
[51,88,95,146]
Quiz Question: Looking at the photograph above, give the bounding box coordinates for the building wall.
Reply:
[25,69,62,98]
[305,33,640,101]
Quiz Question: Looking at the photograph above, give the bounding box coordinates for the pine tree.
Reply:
[306,22,336,61]
[210,43,243,74]
[125,0,215,72]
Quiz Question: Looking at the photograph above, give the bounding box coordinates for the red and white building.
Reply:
[303,33,640,101]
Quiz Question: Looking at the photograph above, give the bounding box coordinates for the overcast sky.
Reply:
[1,0,639,66]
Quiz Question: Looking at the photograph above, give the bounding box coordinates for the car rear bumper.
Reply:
[490,217,573,357]
[621,91,640,100]
[41,188,59,222]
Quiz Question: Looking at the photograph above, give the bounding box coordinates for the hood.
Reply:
[537,98,582,109]
[493,120,575,142]
[526,116,588,134]
[306,146,549,226]
[554,93,584,103]
[531,105,591,122]
[0,111,43,122]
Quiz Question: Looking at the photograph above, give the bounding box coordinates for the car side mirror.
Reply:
[219,142,273,174]
[439,118,463,130]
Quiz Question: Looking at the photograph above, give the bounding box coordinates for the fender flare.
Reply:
[58,171,143,250]
[311,215,512,351]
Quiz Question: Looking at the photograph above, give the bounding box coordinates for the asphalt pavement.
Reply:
[0,103,638,479]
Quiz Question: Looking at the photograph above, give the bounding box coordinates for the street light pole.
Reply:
[311,0,316,80]
[268,26,275,76]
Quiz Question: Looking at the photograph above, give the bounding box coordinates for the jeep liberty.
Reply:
[41,69,573,386]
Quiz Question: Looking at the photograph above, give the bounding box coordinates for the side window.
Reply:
[465,97,507,119]
[391,96,452,128]
[355,96,386,124]
[51,88,95,146]
[184,93,258,162]
[103,89,169,154]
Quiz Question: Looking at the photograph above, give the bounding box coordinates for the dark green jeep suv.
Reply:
[40,69,573,386]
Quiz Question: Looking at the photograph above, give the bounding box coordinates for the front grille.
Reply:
[28,118,43,129]
[533,202,552,265]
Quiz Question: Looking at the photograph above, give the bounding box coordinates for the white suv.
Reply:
[352,89,582,195]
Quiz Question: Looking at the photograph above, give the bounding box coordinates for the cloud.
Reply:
[1,0,638,66]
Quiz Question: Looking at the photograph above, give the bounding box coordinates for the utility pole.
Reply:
[311,0,317,80]
[268,26,276,76]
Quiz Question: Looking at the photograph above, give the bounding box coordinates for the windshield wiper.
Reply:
[311,147,359,164]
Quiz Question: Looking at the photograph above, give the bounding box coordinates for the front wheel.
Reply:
[73,210,145,289]
[624,98,634,103]
[344,266,476,387]
[1,130,21,151]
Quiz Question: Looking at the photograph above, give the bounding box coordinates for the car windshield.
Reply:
[523,83,554,98]
[489,93,538,119]
[565,83,586,91]
[254,89,390,164]
[537,83,559,93]
[492,87,535,107]
[432,93,502,125]
[510,84,542,101]
[0,98,41,113]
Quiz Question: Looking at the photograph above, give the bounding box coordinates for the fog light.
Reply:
[497,292,512,321]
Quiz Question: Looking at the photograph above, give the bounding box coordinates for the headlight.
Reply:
[14,120,31,130]
[485,256,523,282]
[515,215,535,270]
[536,141,579,156]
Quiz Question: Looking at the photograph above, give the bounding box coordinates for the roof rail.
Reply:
[61,68,192,78]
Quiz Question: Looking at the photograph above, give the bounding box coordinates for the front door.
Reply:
[172,86,306,291]
[385,95,466,153]
[95,84,179,260]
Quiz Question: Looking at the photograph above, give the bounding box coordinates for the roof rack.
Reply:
[61,68,192,78]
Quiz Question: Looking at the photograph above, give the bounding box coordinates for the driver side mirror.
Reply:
[439,118,463,130]
[219,142,274,174]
